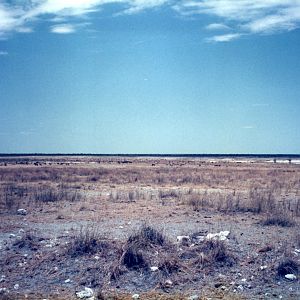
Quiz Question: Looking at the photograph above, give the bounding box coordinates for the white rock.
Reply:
[241,278,247,282]
[165,279,173,287]
[132,294,140,299]
[187,295,199,300]
[19,229,25,233]
[17,209,27,215]
[237,285,243,291]
[94,256,100,260]
[260,265,267,270]
[285,274,297,280]
[64,279,71,283]
[150,266,159,272]
[119,226,124,229]
[295,248,300,253]
[176,236,190,244]
[206,231,230,241]
[14,284,19,290]
[76,287,94,299]
[9,233,16,238]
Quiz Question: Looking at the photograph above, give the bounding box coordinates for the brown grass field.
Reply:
[0,156,299,299]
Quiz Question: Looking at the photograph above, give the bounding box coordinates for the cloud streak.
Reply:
[175,0,300,41]
[1,1,300,41]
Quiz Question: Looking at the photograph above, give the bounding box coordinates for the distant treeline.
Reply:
[0,153,299,159]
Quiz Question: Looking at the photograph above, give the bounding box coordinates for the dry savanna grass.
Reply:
[0,156,299,299]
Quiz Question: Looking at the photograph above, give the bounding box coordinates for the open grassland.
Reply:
[0,156,299,299]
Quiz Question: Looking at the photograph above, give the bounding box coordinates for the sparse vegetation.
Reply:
[262,213,295,227]
[67,225,108,257]
[0,156,300,299]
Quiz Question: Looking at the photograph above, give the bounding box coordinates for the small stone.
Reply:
[76,287,94,299]
[150,266,159,272]
[177,236,190,245]
[241,278,247,282]
[132,294,140,299]
[260,265,267,270]
[165,279,173,288]
[9,233,16,238]
[285,274,297,280]
[64,279,71,283]
[237,285,243,291]
[14,284,19,290]
[17,209,27,216]
[187,295,199,300]
[94,256,100,260]
[119,226,124,229]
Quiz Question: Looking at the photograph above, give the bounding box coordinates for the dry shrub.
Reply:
[0,183,27,212]
[195,239,235,268]
[121,243,148,270]
[67,225,108,257]
[277,258,299,276]
[33,186,83,203]
[111,225,169,280]
[159,255,181,275]
[262,213,295,227]
[127,225,167,248]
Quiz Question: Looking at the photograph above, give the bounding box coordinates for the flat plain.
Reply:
[0,156,299,299]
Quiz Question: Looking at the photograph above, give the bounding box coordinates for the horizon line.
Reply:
[0,153,300,158]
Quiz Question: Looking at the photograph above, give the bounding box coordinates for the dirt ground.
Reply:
[0,156,299,299]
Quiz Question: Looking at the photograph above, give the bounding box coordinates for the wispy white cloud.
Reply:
[205,23,231,31]
[0,51,8,55]
[242,125,255,129]
[0,0,170,36]
[1,1,300,41]
[206,33,242,43]
[175,0,300,41]
[50,24,76,34]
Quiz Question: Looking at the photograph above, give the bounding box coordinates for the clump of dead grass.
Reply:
[67,225,109,257]
[262,213,295,227]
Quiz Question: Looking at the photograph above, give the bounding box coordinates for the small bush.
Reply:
[67,225,108,257]
[277,258,299,276]
[159,255,181,275]
[197,239,235,267]
[33,187,82,203]
[121,243,148,270]
[127,225,166,248]
[262,214,295,227]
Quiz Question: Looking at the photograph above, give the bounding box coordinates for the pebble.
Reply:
[165,279,173,287]
[132,294,140,299]
[285,274,297,280]
[76,287,94,299]
[94,256,100,260]
[64,279,71,283]
[260,265,267,270]
[14,284,19,290]
[150,266,159,272]
[187,295,199,300]
[17,209,27,215]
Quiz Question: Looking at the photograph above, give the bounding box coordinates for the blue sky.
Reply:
[0,0,300,154]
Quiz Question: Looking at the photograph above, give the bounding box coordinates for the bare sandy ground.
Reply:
[0,156,299,299]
